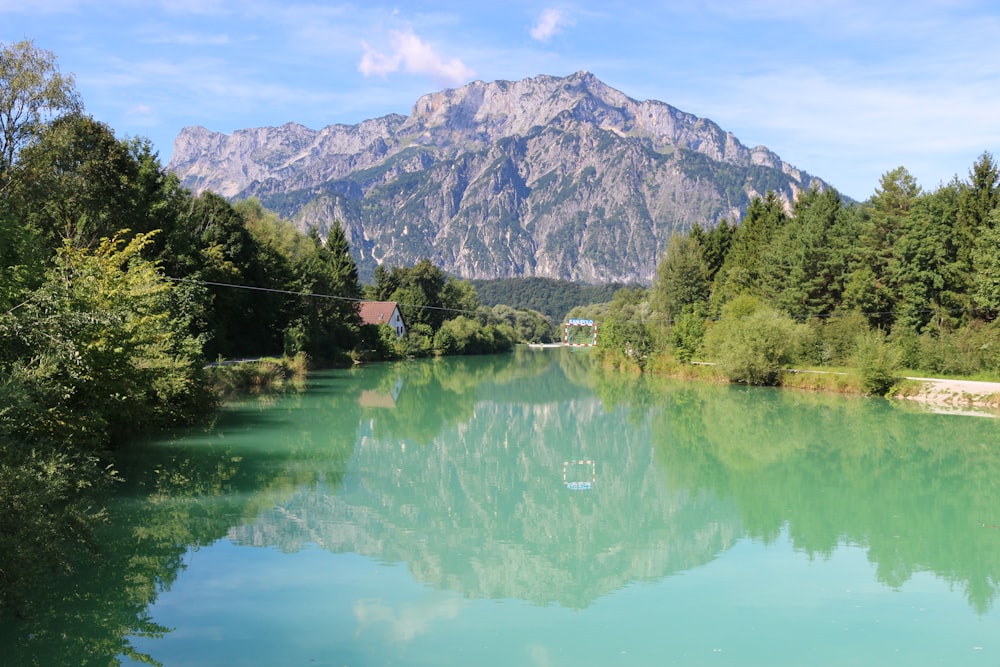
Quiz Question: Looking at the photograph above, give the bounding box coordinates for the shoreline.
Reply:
[896,376,1000,416]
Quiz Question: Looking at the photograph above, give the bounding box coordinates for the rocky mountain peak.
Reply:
[168,72,834,284]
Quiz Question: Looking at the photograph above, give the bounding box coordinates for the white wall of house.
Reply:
[387,308,406,338]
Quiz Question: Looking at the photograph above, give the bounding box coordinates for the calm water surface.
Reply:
[6,348,1000,665]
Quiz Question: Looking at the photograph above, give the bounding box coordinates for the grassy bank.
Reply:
[203,353,310,397]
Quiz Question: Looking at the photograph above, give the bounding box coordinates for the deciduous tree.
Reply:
[0,39,81,182]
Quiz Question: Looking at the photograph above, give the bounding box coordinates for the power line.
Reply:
[165,276,482,317]
[166,276,996,326]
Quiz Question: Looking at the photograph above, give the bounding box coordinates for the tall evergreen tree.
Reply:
[890,182,963,332]
[712,191,787,309]
[956,152,999,268]
[972,209,1000,317]
[689,220,733,282]
[289,222,363,357]
[764,188,846,319]
[844,167,920,328]
[651,232,710,323]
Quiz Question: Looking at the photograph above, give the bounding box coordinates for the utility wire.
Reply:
[166,276,482,317]
[165,276,995,324]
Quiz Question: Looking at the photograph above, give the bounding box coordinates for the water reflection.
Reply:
[4,347,1000,665]
[649,381,1000,614]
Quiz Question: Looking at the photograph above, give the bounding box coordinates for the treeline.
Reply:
[573,158,1000,392]
[471,277,636,323]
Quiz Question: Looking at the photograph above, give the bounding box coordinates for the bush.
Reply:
[801,310,869,366]
[853,329,902,396]
[597,315,656,370]
[434,316,516,355]
[705,296,799,386]
[401,323,435,358]
[669,307,707,362]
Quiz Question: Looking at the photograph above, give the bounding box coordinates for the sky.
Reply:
[3,0,1000,201]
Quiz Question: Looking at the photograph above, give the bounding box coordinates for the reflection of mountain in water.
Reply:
[230,352,743,609]
[232,350,1000,615]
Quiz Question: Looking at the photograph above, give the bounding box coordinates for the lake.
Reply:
[4,347,1000,666]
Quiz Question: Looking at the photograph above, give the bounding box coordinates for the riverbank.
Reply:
[645,355,1000,415]
[897,377,1000,414]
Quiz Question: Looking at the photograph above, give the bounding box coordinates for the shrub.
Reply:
[705,296,799,386]
[669,307,707,362]
[853,329,902,396]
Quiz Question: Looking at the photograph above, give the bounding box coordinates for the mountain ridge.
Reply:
[168,71,834,284]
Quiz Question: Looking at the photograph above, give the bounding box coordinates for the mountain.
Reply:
[167,71,832,284]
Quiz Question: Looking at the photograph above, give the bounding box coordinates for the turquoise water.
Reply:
[5,348,1000,665]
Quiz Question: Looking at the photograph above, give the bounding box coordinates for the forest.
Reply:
[577,160,1000,395]
[471,277,635,323]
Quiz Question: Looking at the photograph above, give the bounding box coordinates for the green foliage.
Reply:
[651,232,710,323]
[0,39,81,176]
[893,321,1000,377]
[704,296,800,385]
[801,310,869,366]
[433,316,516,355]
[0,203,44,311]
[762,188,848,319]
[669,306,707,362]
[591,287,659,370]
[853,329,902,396]
[597,314,656,370]
[711,191,789,308]
[1,232,211,446]
[888,183,963,333]
[470,276,636,323]
[279,223,362,361]
[401,322,435,357]
[689,220,733,281]
[972,210,1000,314]
[354,322,405,361]
[956,152,1000,269]
[203,355,308,397]
[486,304,557,343]
[10,114,142,251]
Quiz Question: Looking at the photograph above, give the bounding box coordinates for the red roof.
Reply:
[358,301,401,326]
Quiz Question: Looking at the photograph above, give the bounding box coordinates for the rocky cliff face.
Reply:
[168,71,831,284]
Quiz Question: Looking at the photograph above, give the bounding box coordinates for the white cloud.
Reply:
[144,32,232,46]
[530,8,566,42]
[359,28,474,86]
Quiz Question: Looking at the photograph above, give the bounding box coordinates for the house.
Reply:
[358,301,407,338]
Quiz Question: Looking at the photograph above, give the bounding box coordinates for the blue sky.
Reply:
[3,0,999,201]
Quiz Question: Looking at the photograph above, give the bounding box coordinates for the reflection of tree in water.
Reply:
[9,350,1000,664]
[233,352,743,609]
[237,356,1000,615]
[1,374,363,666]
[364,349,572,445]
[651,380,1000,614]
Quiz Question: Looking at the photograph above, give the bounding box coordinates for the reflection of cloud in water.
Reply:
[353,593,466,642]
[527,643,555,666]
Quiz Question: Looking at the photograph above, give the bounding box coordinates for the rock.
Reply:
[167,72,836,284]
